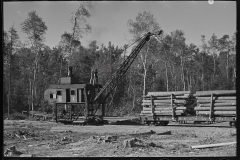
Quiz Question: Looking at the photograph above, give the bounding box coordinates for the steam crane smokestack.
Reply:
[68,66,73,77]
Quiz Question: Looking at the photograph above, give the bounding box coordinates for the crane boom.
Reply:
[93,30,163,102]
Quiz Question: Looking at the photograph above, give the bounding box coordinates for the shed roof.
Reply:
[48,84,87,89]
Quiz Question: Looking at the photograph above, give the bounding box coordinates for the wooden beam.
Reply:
[209,93,213,119]
[191,142,236,149]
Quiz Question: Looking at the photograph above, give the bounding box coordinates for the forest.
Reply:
[3,3,236,117]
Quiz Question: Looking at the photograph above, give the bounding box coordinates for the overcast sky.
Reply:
[3,1,236,49]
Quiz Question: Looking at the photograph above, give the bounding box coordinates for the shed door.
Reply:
[66,89,70,102]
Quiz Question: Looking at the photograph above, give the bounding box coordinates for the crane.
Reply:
[44,30,163,125]
[86,30,164,122]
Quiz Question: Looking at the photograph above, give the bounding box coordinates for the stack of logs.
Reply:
[194,90,236,116]
[140,91,192,116]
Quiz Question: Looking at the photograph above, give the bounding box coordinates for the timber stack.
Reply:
[194,90,236,116]
[140,91,194,116]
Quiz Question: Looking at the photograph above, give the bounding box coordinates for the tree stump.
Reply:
[123,138,137,148]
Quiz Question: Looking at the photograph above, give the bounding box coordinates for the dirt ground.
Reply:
[3,119,236,157]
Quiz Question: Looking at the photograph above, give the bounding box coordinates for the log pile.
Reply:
[140,91,192,116]
[194,90,236,116]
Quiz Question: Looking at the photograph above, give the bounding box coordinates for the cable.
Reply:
[123,33,147,51]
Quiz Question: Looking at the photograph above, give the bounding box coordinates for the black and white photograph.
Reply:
[3,1,236,157]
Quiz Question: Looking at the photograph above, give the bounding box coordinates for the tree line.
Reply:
[3,7,236,116]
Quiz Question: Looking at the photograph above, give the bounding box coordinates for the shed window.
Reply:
[50,94,53,98]
[71,90,75,95]
[57,90,62,95]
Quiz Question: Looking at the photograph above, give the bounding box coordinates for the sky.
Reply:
[3,1,236,50]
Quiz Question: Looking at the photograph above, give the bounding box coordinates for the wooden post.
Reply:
[84,87,88,117]
[209,93,213,121]
[55,103,58,123]
[69,104,72,121]
[102,102,105,117]
[171,94,175,120]
[150,95,154,115]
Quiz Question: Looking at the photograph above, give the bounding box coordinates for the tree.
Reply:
[65,1,92,72]
[21,10,48,112]
[3,26,20,117]
[128,11,161,96]
[208,34,219,81]
[58,32,81,77]
[218,34,231,86]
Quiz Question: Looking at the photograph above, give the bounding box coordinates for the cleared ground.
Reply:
[3,119,236,157]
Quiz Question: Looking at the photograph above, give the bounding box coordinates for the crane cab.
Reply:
[44,67,103,124]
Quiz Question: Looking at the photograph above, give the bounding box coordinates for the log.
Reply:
[197,103,236,107]
[194,106,236,111]
[214,107,236,111]
[197,99,212,103]
[146,91,190,97]
[197,96,236,100]
[214,100,236,103]
[154,110,173,113]
[144,95,190,99]
[140,113,153,116]
[141,111,153,114]
[194,90,236,96]
[174,100,187,104]
[155,104,184,107]
[130,130,156,136]
[194,107,210,111]
[197,111,236,115]
[143,96,171,100]
[190,142,236,149]
[216,96,236,100]
[155,107,172,111]
[142,108,153,111]
[175,106,187,110]
[197,97,215,100]
[143,99,172,103]
[154,110,184,114]
[154,100,172,103]
[142,103,172,106]
[213,103,236,106]
[154,105,174,108]
[154,112,182,116]
[174,96,190,99]
[157,131,171,135]
[195,90,235,94]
